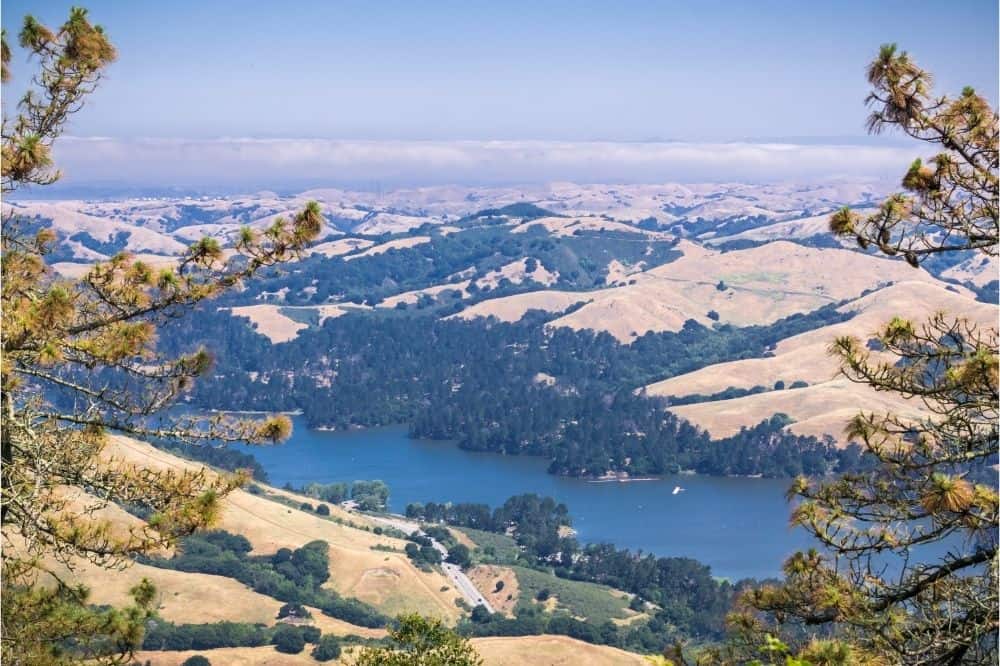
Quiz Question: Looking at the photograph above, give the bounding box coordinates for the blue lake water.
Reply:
[236,418,813,580]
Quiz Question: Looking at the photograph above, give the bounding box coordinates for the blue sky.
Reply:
[2,1,997,189]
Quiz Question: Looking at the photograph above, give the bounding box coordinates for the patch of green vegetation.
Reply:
[226,223,681,310]
[141,531,388,628]
[455,527,520,564]
[511,565,634,625]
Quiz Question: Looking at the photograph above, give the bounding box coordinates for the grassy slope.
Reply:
[88,436,463,623]
[454,528,647,625]
[135,635,650,665]
[511,566,642,626]
[453,527,520,564]
[468,565,520,616]
[457,240,958,342]
[48,433,659,664]
[471,635,649,665]
[648,281,999,442]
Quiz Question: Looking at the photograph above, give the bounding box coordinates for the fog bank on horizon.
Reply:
[46,137,919,194]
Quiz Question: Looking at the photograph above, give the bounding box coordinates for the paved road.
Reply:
[367,514,494,612]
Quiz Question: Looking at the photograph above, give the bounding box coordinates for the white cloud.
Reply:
[51,137,920,189]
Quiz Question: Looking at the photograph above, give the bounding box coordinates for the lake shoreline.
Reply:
[293,420,803,483]
[233,416,812,580]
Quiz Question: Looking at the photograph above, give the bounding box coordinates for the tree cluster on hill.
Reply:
[352,614,482,666]
[406,493,746,650]
[562,545,735,640]
[406,494,573,561]
[289,479,390,511]
[167,301,863,479]
[403,533,442,569]
[214,221,682,308]
[141,531,387,628]
[141,619,322,654]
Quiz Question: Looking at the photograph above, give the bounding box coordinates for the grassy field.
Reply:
[321,546,460,621]
[134,646,324,665]
[137,635,649,665]
[471,635,649,665]
[83,436,464,623]
[646,280,998,443]
[510,566,640,625]
[454,526,520,564]
[456,240,959,342]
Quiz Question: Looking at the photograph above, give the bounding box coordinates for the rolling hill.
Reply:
[31,437,657,664]
[643,281,998,442]
[455,240,960,342]
[133,635,649,665]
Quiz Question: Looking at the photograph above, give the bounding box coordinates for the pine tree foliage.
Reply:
[829,44,998,264]
[1,9,323,664]
[726,45,998,666]
[350,614,483,666]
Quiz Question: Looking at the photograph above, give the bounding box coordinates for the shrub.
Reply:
[315,503,330,516]
[446,544,471,568]
[470,604,492,623]
[301,625,321,643]
[181,657,211,666]
[272,625,306,654]
[311,635,342,662]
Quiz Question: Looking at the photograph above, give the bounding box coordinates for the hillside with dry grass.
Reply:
[455,240,959,342]
[38,438,661,664]
[644,281,998,441]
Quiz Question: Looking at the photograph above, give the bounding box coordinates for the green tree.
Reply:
[181,657,212,666]
[734,45,998,665]
[350,614,483,666]
[311,635,343,662]
[446,543,472,568]
[271,625,306,654]
[0,9,323,665]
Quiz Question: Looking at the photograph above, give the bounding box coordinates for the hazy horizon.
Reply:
[3,0,997,191]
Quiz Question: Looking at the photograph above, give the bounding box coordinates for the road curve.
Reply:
[367,514,495,613]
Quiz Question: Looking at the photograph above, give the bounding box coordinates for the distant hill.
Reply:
[455,240,961,342]
[21,180,994,467]
[644,281,998,443]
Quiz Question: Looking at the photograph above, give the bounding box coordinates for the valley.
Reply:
[231,420,812,580]
[13,179,996,467]
[11,179,997,664]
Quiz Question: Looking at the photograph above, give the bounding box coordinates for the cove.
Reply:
[236,417,813,580]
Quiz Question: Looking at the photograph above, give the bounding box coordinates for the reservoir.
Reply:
[236,417,813,580]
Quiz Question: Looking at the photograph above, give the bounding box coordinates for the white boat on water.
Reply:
[672,486,685,495]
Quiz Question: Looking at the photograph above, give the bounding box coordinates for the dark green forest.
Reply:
[163,296,863,478]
